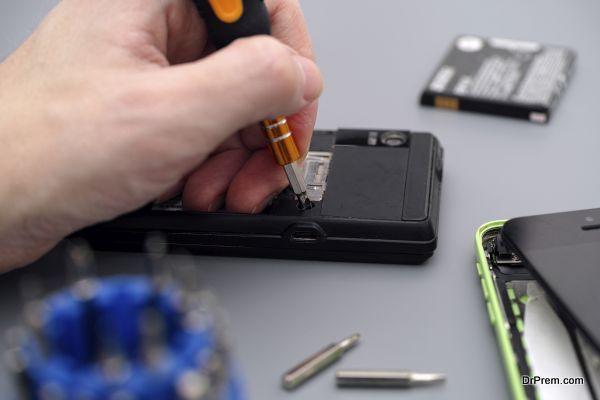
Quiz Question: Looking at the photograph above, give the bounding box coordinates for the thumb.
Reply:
[142,35,322,154]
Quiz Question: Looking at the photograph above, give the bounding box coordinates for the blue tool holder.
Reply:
[14,276,244,400]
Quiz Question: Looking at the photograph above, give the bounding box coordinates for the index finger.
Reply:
[267,0,318,153]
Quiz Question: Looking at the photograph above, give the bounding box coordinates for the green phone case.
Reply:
[475,220,528,400]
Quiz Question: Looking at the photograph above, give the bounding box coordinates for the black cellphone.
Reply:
[502,209,600,353]
[79,129,444,264]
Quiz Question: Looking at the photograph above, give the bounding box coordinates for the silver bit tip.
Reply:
[410,372,446,384]
[283,162,313,209]
[296,192,313,210]
[338,334,360,351]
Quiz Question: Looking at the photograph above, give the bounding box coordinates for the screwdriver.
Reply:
[194,0,313,209]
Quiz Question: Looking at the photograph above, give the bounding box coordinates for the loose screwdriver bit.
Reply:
[335,369,446,388]
[282,333,360,390]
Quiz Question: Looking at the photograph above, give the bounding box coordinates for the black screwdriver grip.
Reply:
[193,0,271,49]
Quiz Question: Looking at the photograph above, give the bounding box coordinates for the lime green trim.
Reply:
[511,303,522,317]
[507,287,517,300]
[516,318,524,333]
[476,220,527,400]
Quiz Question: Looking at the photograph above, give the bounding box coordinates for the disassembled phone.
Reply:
[476,213,600,400]
[80,129,443,264]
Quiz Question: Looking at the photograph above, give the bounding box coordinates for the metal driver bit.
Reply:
[282,333,360,390]
[283,162,310,207]
[262,118,313,210]
[335,369,446,388]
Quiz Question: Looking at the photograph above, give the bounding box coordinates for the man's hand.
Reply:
[0,0,322,269]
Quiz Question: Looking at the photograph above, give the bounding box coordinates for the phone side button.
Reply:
[476,262,483,277]
[486,302,496,325]
[480,278,489,300]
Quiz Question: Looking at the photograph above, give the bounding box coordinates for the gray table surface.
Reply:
[1,0,600,399]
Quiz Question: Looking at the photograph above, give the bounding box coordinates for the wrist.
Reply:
[0,182,56,270]
[0,91,60,270]
[0,156,57,269]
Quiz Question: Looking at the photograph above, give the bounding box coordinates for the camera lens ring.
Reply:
[380,131,409,147]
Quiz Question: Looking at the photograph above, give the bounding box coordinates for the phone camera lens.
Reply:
[380,131,409,147]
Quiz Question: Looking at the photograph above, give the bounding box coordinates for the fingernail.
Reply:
[294,55,323,103]
[207,195,226,213]
[251,193,278,214]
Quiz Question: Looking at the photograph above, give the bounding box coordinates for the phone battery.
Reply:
[420,35,576,123]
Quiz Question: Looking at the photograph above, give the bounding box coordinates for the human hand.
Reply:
[0,0,322,269]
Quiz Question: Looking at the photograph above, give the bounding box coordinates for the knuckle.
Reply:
[101,77,165,131]
[243,37,299,97]
[109,79,154,110]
